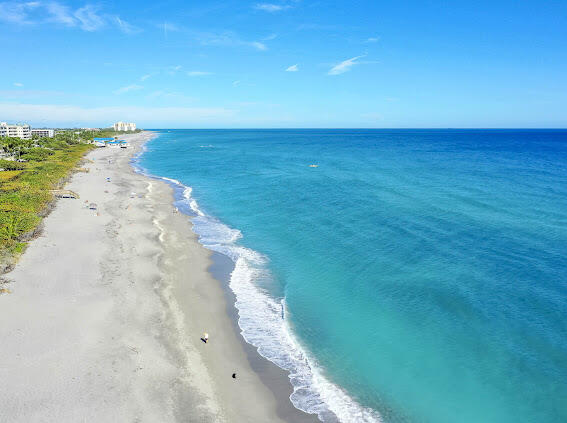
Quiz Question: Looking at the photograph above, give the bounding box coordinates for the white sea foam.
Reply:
[174,181,382,423]
[182,187,205,217]
[161,176,182,186]
[131,155,382,422]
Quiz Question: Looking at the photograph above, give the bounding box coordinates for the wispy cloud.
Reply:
[232,80,241,87]
[200,31,268,51]
[74,5,104,31]
[45,2,75,26]
[254,3,291,12]
[187,71,212,76]
[365,37,380,43]
[0,1,41,24]
[140,74,152,81]
[285,64,299,72]
[160,21,182,39]
[13,82,24,87]
[250,41,267,51]
[115,16,141,34]
[163,22,181,32]
[167,65,182,75]
[328,55,366,75]
[0,2,142,34]
[263,33,278,41]
[114,84,143,94]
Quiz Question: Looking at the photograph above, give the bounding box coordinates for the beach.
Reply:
[0,131,317,423]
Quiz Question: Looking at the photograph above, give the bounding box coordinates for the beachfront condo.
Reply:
[0,122,31,139]
[31,129,55,138]
[113,121,137,131]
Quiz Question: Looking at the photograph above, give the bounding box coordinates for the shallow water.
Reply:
[138,129,567,423]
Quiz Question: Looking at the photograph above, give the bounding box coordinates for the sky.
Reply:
[1,0,566,128]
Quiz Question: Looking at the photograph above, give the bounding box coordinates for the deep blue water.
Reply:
[137,129,567,423]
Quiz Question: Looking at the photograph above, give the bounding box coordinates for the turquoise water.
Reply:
[137,129,567,423]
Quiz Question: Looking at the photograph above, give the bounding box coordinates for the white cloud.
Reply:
[140,74,152,81]
[0,1,41,24]
[166,65,183,75]
[74,5,104,31]
[200,31,268,51]
[263,33,278,41]
[328,55,366,75]
[160,21,182,39]
[254,3,291,12]
[115,16,141,34]
[250,41,267,51]
[232,80,241,87]
[45,2,75,26]
[0,102,236,126]
[1,2,143,33]
[114,84,143,94]
[285,64,299,72]
[365,37,380,43]
[13,82,24,87]
[187,71,212,76]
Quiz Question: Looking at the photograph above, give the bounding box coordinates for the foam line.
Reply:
[132,142,382,423]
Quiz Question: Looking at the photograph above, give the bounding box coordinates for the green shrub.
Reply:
[0,213,40,241]
[1,142,93,272]
[20,147,54,162]
[0,160,26,170]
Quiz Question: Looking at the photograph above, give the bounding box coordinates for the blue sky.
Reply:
[1,0,566,128]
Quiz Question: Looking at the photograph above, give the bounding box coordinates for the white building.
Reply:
[31,129,55,138]
[113,122,137,132]
[0,122,31,139]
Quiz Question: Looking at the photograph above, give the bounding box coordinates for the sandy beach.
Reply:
[0,132,318,423]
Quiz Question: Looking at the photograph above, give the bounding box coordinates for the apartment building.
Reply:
[31,129,55,138]
[0,122,31,139]
[113,122,136,132]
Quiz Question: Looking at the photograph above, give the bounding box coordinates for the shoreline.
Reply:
[0,131,317,422]
[133,133,322,423]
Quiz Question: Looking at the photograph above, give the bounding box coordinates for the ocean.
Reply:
[136,129,567,423]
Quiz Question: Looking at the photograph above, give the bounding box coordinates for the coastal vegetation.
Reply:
[0,131,93,273]
[82,127,141,139]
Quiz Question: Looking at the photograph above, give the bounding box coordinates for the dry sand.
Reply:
[0,132,318,423]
